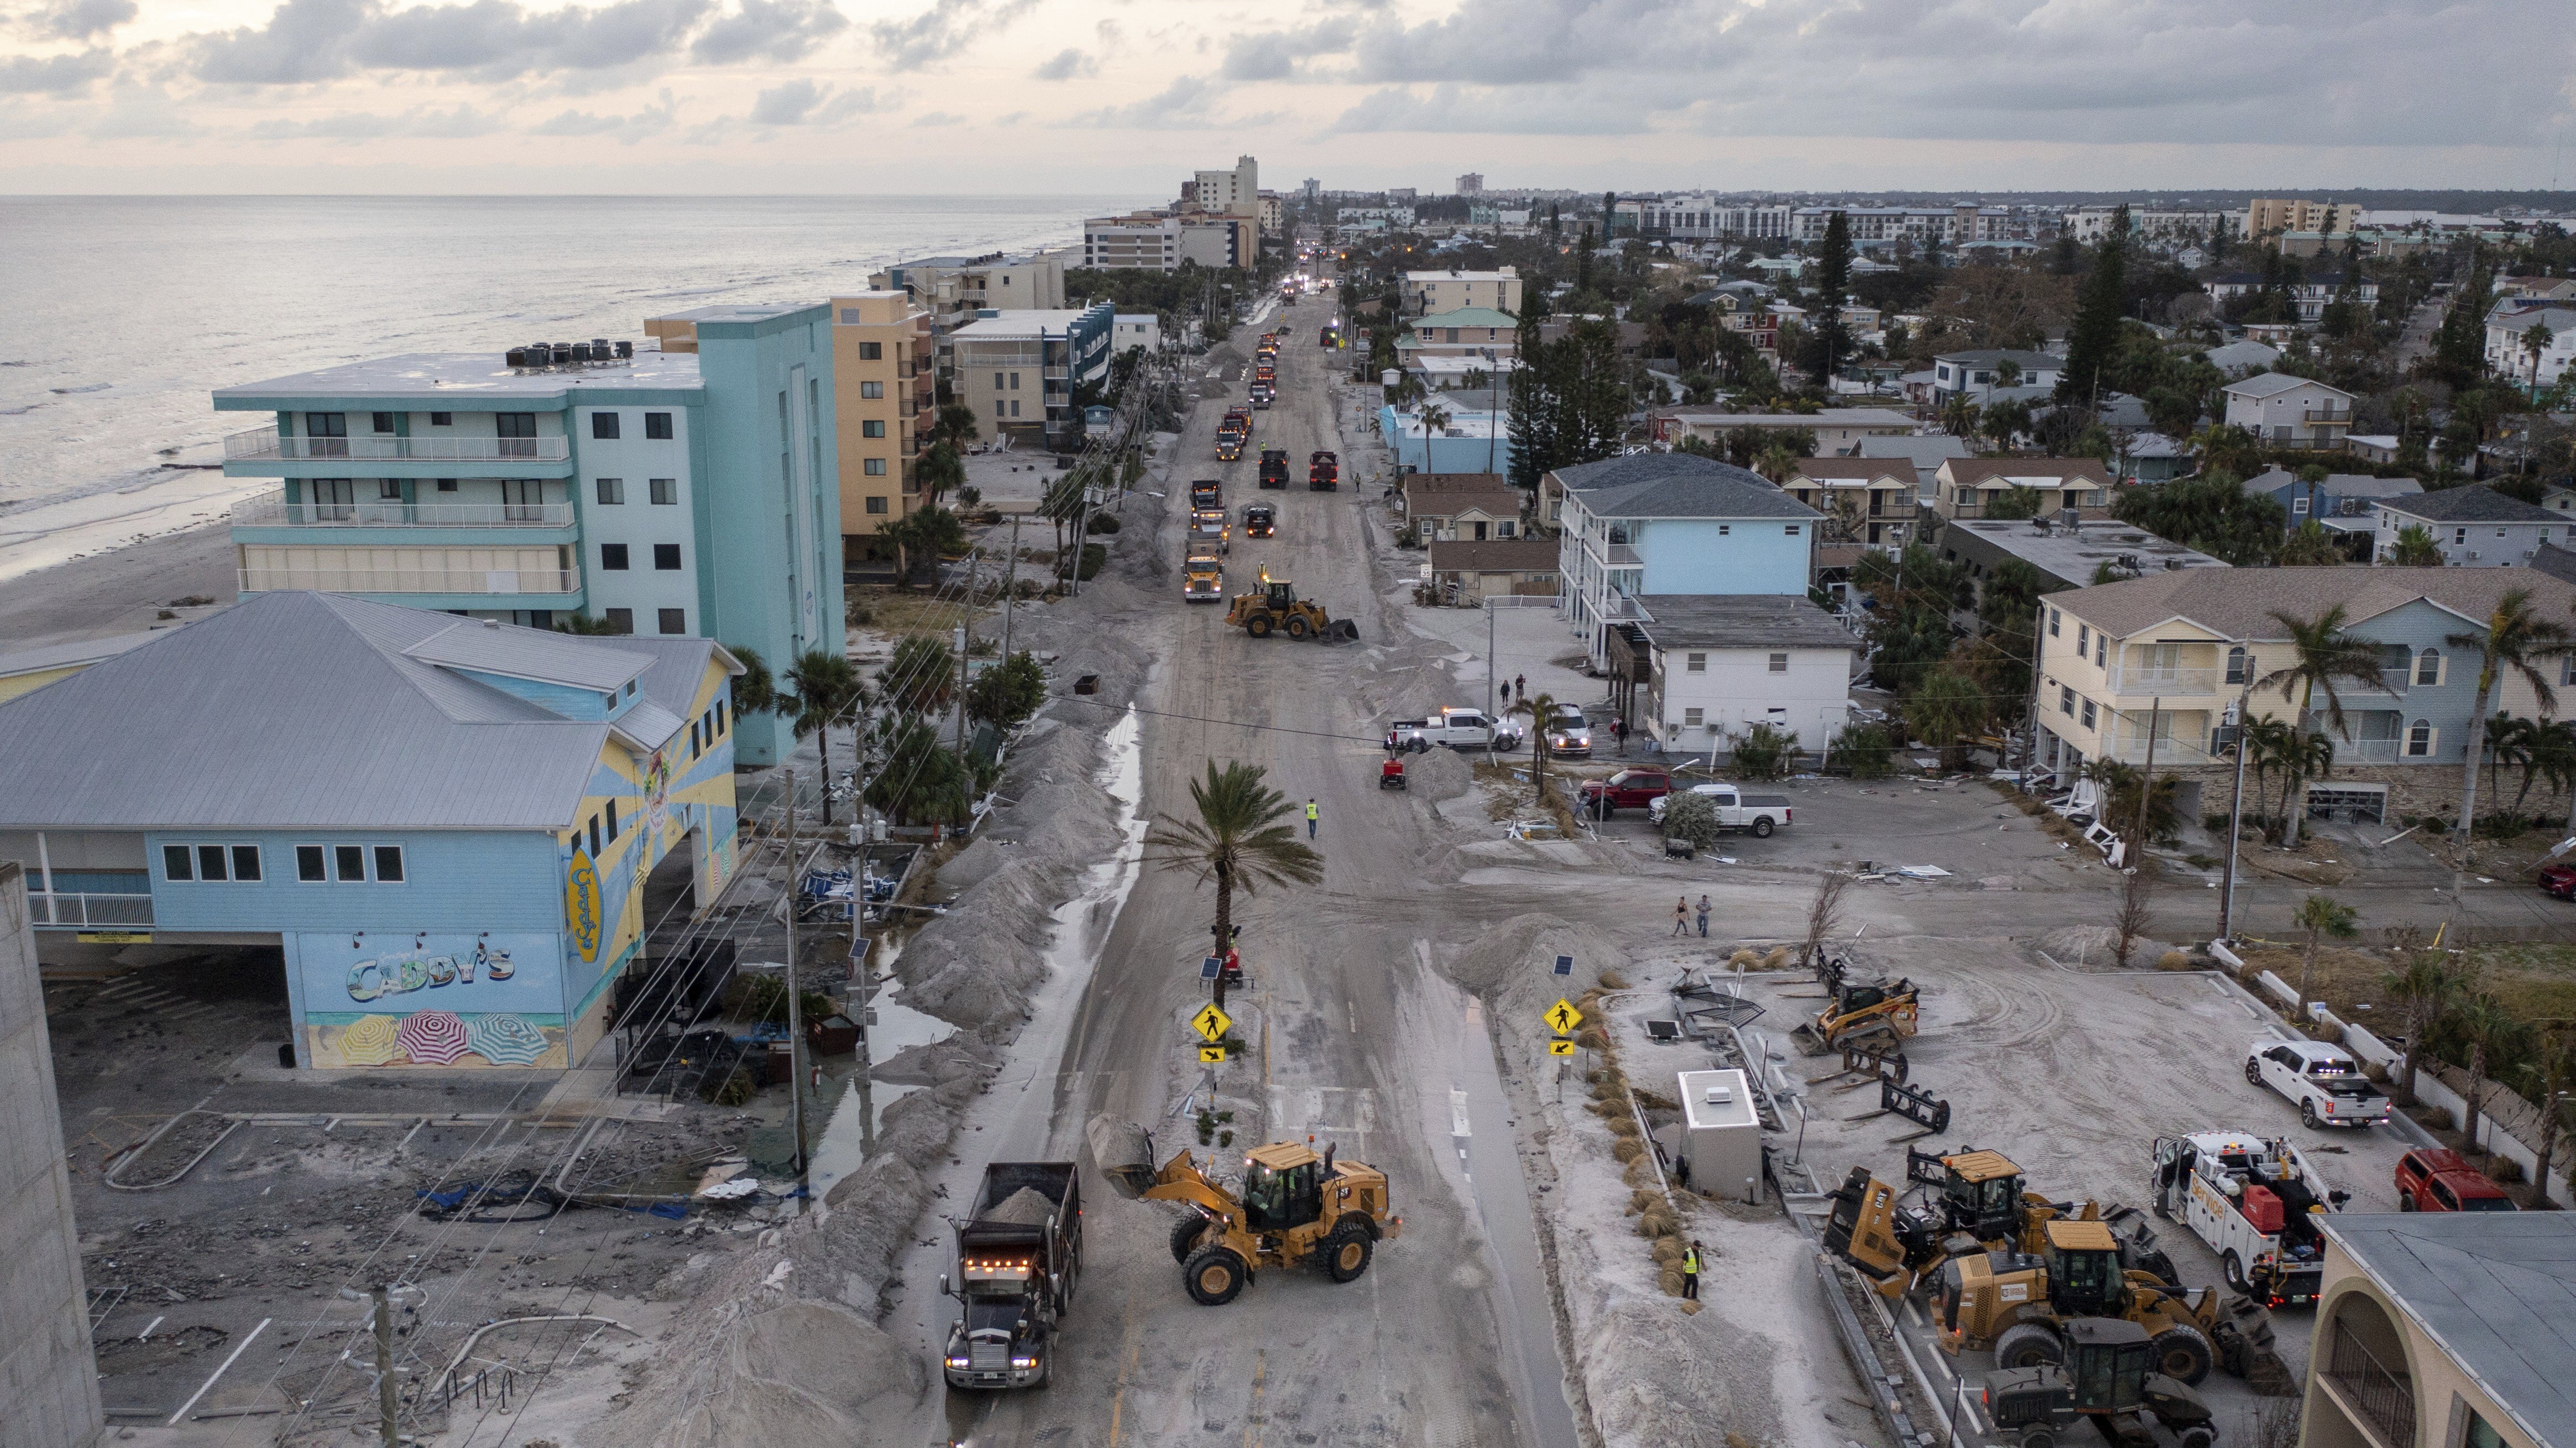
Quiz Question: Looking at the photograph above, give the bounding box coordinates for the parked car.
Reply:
[2245,1039,2391,1128]
[1576,769,1670,817]
[2541,862,2576,899]
[1389,706,1519,753]
[1647,784,1794,838]
[2393,1147,2518,1212]
[1539,704,1591,759]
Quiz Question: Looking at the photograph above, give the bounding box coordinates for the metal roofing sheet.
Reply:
[403,620,653,691]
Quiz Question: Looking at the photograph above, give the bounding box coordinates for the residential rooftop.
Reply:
[2225,371,2352,400]
[2051,564,2576,640]
[1427,538,1559,571]
[213,350,706,408]
[1947,517,2228,586]
[1634,594,1861,652]
[1943,457,2116,487]
[1555,454,1819,521]
[948,308,1101,340]
[2380,485,2562,524]
[2318,1213,2576,1448]
[1932,348,2060,368]
[1666,408,1916,430]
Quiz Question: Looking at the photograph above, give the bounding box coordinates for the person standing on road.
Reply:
[1307,798,1320,839]
[1681,1240,1702,1300]
[1695,895,1711,937]
[1672,897,1689,936]
[1514,673,1526,702]
[1612,716,1627,756]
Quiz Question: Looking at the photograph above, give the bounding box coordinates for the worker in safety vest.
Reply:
[1306,798,1319,839]
[1681,1240,1702,1300]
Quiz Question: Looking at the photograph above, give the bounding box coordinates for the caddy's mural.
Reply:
[294,929,568,1069]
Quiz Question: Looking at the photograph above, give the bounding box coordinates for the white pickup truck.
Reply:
[2151,1129,2349,1306]
[1647,784,1795,838]
[1389,707,1521,753]
[2245,1039,2392,1129]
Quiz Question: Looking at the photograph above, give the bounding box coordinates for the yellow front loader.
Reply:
[1088,1116,1399,1305]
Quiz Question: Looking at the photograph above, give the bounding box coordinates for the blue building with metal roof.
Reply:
[0,592,743,1070]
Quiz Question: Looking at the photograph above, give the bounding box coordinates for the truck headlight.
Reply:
[1012,1356,1039,1369]
[946,1356,971,1369]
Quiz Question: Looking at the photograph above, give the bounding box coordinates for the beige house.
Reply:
[1427,538,1558,603]
[2300,1213,2576,1448]
[1782,459,1921,548]
[1402,475,1522,541]
[1657,408,1915,455]
[829,292,934,558]
[1405,268,1523,317]
[1930,457,2114,520]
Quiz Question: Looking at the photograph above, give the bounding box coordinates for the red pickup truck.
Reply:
[2394,1148,2518,1212]
[1576,769,1670,817]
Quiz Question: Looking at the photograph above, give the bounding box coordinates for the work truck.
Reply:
[1576,769,1671,816]
[1388,706,1519,752]
[1182,553,1224,603]
[1646,784,1794,837]
[939,1161,1082,1390]
[1258,449,1290,488]
[1309,450,1339,491]
[2151,1130,2348,1306]
[2244,1039,2391,1129]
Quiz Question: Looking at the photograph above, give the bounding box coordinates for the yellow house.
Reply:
[0,633,159,704]
[2298,1213,2576,1448]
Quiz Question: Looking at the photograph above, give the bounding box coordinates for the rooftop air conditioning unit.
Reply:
[2059,507,2082,529]
[1704,1083,1733,1105]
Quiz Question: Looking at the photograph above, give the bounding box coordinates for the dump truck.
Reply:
[1258,449,1290,488]
[1087,1116,1400,1306]
[937,1161,1082,1390]
[1226,572,1358,642]
[1309,450,1339,491]
[1982,1319,2218,1448]
[1183,553,1224,603]
[1190,478,1222,510]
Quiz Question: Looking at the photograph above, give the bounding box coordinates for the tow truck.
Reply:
[2151,1130,2348,1305]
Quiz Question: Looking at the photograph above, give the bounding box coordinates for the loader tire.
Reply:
[2180,1430,2214,1448]
[1992,1322,2066,1371]
[1171,1215,1207,1264]
[1324,1221,1375,1283]
[2018,1429,2057,1448]
[2153,1323,2214,1386]
[1246,616,1273,638]
[1183,1246,1248,1306]
[1284,614,1311,640]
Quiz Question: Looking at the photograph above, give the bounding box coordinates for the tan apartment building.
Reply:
[2299,1214,2575,1448]
[1930,457,2115,520]
[1406,268,1524,316]
[1781,457,1921,548]
[868,253,1067,378]
[829,291,934,563]
[2246,197,2365,239]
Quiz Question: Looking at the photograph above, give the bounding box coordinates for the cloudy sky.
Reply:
[2,0,2571,193]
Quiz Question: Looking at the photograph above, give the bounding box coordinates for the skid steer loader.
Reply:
[1790,976,1920,1055]
[1086,1115,1401,1306]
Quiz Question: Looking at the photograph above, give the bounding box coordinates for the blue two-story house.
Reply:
[2240,467,2423,548]
[0,592,742,1071]
[1545,454,1821,668]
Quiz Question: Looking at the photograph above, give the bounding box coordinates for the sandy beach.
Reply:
[0,523,237,652]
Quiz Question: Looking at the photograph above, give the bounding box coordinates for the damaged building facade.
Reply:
[0,592,741,1070]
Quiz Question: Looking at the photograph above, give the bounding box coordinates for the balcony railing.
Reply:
[2305,408,2355,424]
[2104,666,2224,696]
[30,892,154,929]
[224,426,571,464]
[241,567,579,596]
[2324,1322,2415,1448]
[231,497,575,528]
[1595,541,1643,567]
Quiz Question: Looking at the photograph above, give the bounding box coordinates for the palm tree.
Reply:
[2240,716,2293,836]
[2448,586,2570,858]
[2525,322,2556,395]
[1418,401,1452,439]
[1143,761,1325,991]
[2290,894,2358,1015]
[2255,606,2389,845]
[2275,730,2336,842]
[1507,691,1569,808]
[1905,668,1988,772]
[2486,714,2539,822]
[783,649,866,825]
[2379,951,2464,1101]
[2454,991,2527,1144]
[728,643,780,716]
[2386,524,2444,566]
[1941,394,1981,441]
[933,402,981,453]
[2527,1027,2576,1209]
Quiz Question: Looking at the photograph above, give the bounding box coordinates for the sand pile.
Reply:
[1405,743,1472,802]
[983,1186,1057,1226]
[589,1268,921,1448]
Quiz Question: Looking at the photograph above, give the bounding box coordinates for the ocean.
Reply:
[0,194,1148,582]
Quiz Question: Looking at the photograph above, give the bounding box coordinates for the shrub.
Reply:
[1832,722,1895,778]
[1612,1138,1645,1163]
[964,650,1047,729]
[1662,790,1723,851]
[1086,512,1121,534]
[1728,722,1798,779]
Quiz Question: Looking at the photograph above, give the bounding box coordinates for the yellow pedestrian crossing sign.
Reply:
[1544,998,1584,1034]
[1200,1045,1228,1064]
[1191,1002,1234,1043]
[1548,1039,1576,1056]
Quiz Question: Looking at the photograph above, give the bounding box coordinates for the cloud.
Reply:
[1220,18,1355,81]
[746,76,882,124]
[1068,72,1268,129]
[869,0,1036,71]
[0,45,110,92]
[531,88,676,139]
[85,80,200,136]
[909,108,962,126]
[689,0,844,64]
[16,0,133,40]
[1331,82,1650,134]
[245,102,507,139]
[1031,47,1093,80]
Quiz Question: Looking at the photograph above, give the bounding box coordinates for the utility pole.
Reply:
[2134,696,2161,867]
[998,513,1022,660]
[783,769,808,1184]
[373,1284,396,1448]
[2216,658,2257,942]
[953,623,971,761]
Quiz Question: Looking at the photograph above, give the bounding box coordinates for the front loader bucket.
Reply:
[1086,1114,1158,1199]
[1323,619,1358,643]
[1788,1020,1834,1056]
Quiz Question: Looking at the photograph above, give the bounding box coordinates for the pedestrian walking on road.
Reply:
[1671,897,1689,936]
[1695,895,1711,937]
[1307,798,1320,839]
[1681,1240,1702,1300]
[1514,673,1526,702]
[1612,716,1627,756]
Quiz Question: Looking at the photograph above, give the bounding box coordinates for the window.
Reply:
[865,496,889,514]
[2049,609,2061,637]
[2077,624,2089,654]
[2407,720,2434,757]
[604,607,634,634]
[335,845,366,882]
[2456,528,2469,545]
[196,843,229,881]
[378,479,403,499]
[161,844,193,880]
[2417,649,2441,686]
[659,607,687,634]
[2081,699,2097,728]
[305,412,348,456]
[864,457,888,476]
[994,372,1006,390]
[296,845,326,882]
[1010,400,1021,418]
[2096,634,2107,666]
[863,419,886,438]
[2060,686,2076,716]
[649,477,677,505]
[430,412,453,426]
[718,698,728,734]
[371,412,396,434]
[860,381,883,399]
[1010,372,1022,390]
[858,341,882,360]
[653,543,682,570]
[1785,524,1800,537]
[1686,652,1707,673]
[1685,707,1705,726]
[231,845,262,882]
[597,477,625,504]
[645,412,672,440]
[588,815,603,857]
[1769,653,1789,673]
[601,543,630,570]
[592,412,620,439]
[607,800,620,841]
[2293,496,2309,515]
[373,846,405,883]
[435,478,458,492]
[2465,1409,2507,1448]
[495,412,537,458]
